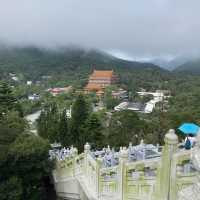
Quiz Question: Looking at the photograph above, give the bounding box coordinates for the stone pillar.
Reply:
[119,147,129,200]
[84,143,91,176]
[96,156,103,198]
[84,142,91,154]
[159,129,178,200]
[72,147,78,177]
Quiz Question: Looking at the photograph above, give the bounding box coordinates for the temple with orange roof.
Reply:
[84,70,118,96]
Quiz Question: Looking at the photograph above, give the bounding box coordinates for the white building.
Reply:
[137,91,165,113]
[28,94,40,101]
[65,106,72,118]
[114,102,144,112]
[27,81,32,85]
[11,76,19,81]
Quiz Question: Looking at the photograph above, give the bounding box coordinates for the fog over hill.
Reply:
[174,58,200,74]
[0,0,200,63]
[148,57,193,71]
[0,46,168,80]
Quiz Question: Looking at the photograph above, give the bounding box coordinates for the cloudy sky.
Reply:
[0,0,199,60]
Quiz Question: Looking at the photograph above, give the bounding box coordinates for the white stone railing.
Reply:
[74,153,85,175]
[100,165,119,199]
[53,130,198,200]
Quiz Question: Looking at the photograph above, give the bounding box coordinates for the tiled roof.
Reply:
[91,70,113,78]
[85,83,103,90]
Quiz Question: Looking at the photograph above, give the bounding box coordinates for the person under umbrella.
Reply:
[178,123,200,150]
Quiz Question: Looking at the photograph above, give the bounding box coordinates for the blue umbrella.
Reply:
[178,123,200,135]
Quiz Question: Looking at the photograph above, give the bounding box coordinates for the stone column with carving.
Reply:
[72,147,78,177]
[96,156,103,198]
[119,147,129,200]
[84,143,91,177]
[158,129,178,200]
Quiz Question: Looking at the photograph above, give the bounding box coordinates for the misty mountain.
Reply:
[174,59,200,74]
[0,46,171,89]
[0,46,164,74]
[150,57,191,71]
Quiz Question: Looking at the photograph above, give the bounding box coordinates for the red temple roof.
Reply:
[85,83,103,91]
[90,70,114,78]
[84,70,118,95]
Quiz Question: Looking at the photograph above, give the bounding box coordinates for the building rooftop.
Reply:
[91,70,114,78]
[85,83,104,91]
[84,70,118,95]
[114,102,145,112]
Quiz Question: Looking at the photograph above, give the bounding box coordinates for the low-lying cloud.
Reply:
[0,0,200,59]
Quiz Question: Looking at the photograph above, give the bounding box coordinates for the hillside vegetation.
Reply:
[174,59,200,74]
[0,46,170,90]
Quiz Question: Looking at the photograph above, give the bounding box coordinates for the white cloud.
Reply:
[0,0,199,58]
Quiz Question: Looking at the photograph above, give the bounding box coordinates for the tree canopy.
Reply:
[0,134,53,200]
